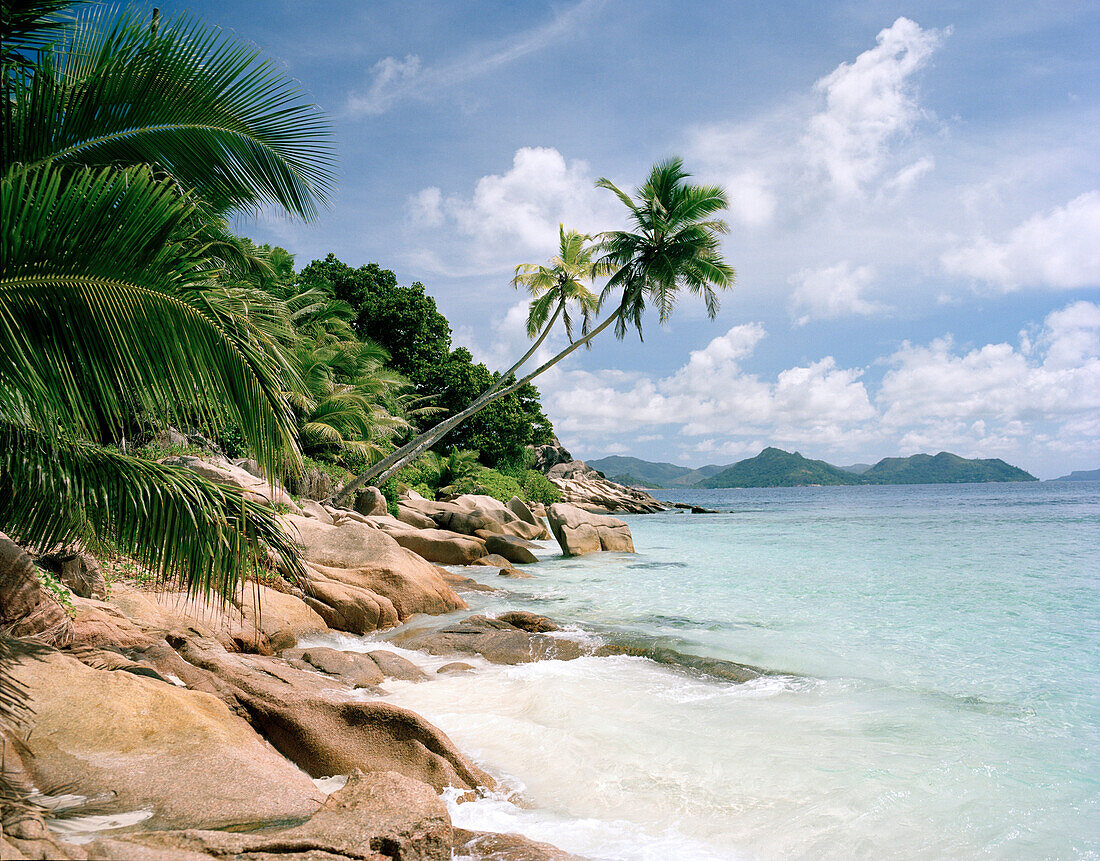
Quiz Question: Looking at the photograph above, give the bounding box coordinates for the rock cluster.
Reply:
[532,435,664,514]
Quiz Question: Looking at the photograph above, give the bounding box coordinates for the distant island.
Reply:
[1049,467,1100,481]
[591,448,1038,488]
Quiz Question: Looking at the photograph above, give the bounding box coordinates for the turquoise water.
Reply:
[311,482,1100,859]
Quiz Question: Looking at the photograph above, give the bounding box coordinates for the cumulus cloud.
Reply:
[877,301,1100,455]
[540,302,1099,470]
[788,262,886,324]
[406,146,622,273]
[804,18,943,196]
[941,191,1100,290]
[544,323,876,447]
[687,17,944,228]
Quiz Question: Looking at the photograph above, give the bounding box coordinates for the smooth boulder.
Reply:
[234,581,328,651]
[284,515,466,625]
[388,615,585,666]
[547,503,634,556]
[388,528,487,566]
[10,647,324,831]
[174,635,493,792]
[160,455,303,513]
[480,533,539,564]
[86,770,451,861]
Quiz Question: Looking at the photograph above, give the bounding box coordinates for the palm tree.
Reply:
[0,2,334,601]
[334,158,735,504]
[333,225,606,504]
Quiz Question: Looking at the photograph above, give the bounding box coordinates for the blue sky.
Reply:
[162,0,1099,477]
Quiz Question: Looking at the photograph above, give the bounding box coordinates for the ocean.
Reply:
[304,481,1100,859]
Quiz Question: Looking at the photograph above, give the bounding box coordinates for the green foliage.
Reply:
[448,467,525,504]
[410,483,435,501]
[36,567,72,614]
[697,448,857,488]
[301,455,352,485]
[523,470,561,504]
[300,255,555,469]
[0,2,330,601]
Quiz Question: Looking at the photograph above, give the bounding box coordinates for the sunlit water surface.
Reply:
[304,482,1100,860]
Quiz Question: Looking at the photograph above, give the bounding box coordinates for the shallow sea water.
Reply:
[304,482,1100,860]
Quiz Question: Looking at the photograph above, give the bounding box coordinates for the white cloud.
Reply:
[788,262,885,325]
[347,0,602,116]
[407,186,443,227]
[941,191,1100,290]
[348,54,421,116]
[538,302,1099,472]
[805,18,943,196]
[544,323,876,446]
[878,302,1100,442]
[687,17,944,229]
[406,146,622,273]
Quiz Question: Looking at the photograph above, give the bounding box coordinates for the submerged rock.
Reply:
[388,614,583,665]
[453,827,584,860]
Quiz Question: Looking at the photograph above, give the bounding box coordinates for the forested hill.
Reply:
[696,448,859,488]
[598,448,1038,488]
[587,455,724,488]
[860,452,1036,484]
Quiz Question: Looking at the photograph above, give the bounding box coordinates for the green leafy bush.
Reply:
[37,567,73,614]
[448,467,524,503]
[523,470,561,504]
[410,482,435,500]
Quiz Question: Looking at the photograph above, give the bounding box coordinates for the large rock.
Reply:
[0,534,74,647]
[406,495,548,541]
[301,567,400,634]
[453,827,582,860]
[547,503,634,556]
[283,645,385,688]
[480,534,539,564]
[530,435,575,474]
[9,646,324,831]
[85,770,452,861]
[394,504,438,530]
[159,455,303,513]
[354,486,388,517]
[104,583,273,654]
[174,635,493,792]
[389,528,487,565]
[35,548,106,600]
[284,515,466,627]
[234,581,327,651]
[388,615,585,665]
[506,495,538,525]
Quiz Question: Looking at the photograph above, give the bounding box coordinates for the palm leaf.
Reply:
[0,164,301,480]
[0,422,303,601]
[5,6,334,218]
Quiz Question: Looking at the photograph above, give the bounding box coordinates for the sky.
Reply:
[160,0,1099,478]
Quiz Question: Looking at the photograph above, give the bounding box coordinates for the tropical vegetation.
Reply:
[0,0,335,601]
[334,157,736,506]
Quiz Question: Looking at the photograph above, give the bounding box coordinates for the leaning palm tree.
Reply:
[0,1,334,602]
[334,157,735,504]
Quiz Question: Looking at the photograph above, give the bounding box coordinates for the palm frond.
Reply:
[0,422,303,601]
[5,6,334,218]
[0,164,301,479]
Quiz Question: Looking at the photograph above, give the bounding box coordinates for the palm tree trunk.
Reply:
[332,306,622,506]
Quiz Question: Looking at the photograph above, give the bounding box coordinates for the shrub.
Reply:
[523,470,561,505]
[448,467,524,503]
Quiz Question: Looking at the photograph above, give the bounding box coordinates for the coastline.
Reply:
[4,480,1097,859]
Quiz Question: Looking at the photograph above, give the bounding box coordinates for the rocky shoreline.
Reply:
[0,448,678,861]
